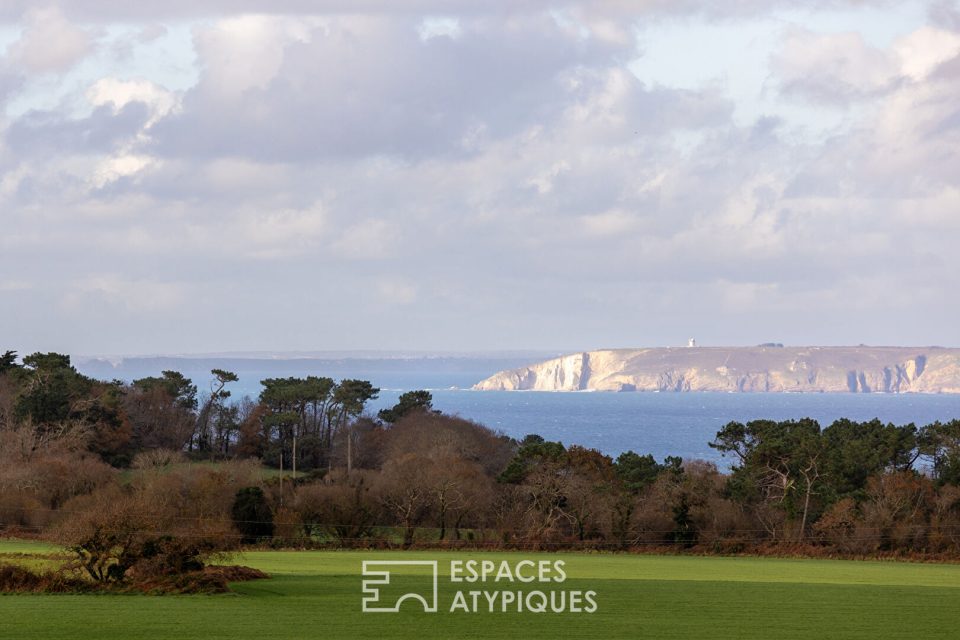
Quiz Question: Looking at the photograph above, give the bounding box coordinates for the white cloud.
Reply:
[417,16,461,41]
[207,204,327,259]
[892,26,960,80]
[332,219,398,260]
[191,14,312,98]
[528,160,570,194]
[62,275,187,314]
[91,153,154,187]
[772,24,960,105]
[772,28,900,103]
[86,77,178,126]
[6,7,96,73]
[0,1,900,24]
[579,210,642,237]
[1,2,958,353]
[0,279,31,291]
[376,277,418,305]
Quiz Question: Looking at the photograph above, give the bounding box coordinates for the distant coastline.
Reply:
[474,346,960,394]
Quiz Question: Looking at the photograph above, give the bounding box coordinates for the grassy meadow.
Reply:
[2,540,960,639]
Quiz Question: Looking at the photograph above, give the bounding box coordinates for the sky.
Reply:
[1,1,959,356]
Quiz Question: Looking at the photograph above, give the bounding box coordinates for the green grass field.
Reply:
[2,540,960,639]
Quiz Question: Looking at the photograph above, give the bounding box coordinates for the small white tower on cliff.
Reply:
[687,338,697,348]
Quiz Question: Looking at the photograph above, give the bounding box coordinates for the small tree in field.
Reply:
[379,454,431,548]
[56,483,234,583]
[52,463,258,583]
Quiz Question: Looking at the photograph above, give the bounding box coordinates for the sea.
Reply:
[76,356,960,467]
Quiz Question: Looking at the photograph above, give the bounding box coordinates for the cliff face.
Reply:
[473,347,960,393]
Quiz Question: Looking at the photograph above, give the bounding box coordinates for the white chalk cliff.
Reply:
[473,347,960,393]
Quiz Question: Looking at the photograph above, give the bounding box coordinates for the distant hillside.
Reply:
[74,353,554,396]
[473,346,960,393]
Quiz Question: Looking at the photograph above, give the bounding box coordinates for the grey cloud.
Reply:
[770,28,903,106]
[5,6,98,73]
[151,15,631,161]
[1,4,958,354]
[6,102,151,157]
[0,0,894,24]
[0,1,556,23]
[785,72,960,200]
[930,1,960,31]
[0,67,24,107]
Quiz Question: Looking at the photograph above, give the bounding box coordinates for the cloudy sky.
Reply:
[1,1,959,355]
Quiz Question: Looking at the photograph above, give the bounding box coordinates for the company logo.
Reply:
[361,559,597,614]
[361,560,439,613]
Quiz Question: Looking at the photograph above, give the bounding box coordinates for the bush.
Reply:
[295,471,381,545]
[131,448,187,470]
[232,486,274,544]
[0,563,269,595]
[272,506,304,542]
[814,498,867,554]
[0,565,92,593]
[55,471,237,583]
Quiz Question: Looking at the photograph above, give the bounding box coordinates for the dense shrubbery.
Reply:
[0,562,268,595]
[0,565,93,593]
[3,349,960,565]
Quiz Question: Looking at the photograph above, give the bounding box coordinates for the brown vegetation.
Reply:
[4,350,960,584]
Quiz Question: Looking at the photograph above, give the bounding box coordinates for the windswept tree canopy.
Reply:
[377,390,434,424]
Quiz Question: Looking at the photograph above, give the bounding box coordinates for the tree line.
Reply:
[0,351,398,471]
[3,349,960,588]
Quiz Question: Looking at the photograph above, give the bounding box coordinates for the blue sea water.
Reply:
[403,390,960,466]
[78,358,960,466]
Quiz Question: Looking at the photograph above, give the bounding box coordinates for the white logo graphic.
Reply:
[361,560,439,613]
